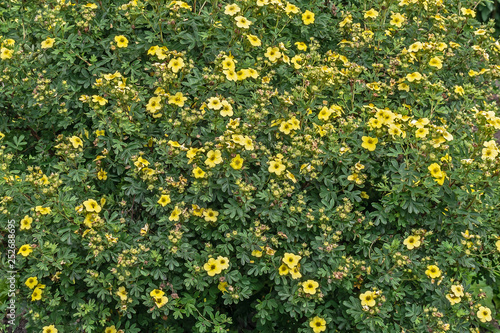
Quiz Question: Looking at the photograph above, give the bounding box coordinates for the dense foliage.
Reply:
[1,0,500,332]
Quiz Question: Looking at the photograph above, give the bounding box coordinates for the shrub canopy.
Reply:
[1,0,500,332]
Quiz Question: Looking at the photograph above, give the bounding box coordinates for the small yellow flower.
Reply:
[309,316,326,333]
[390,13,405,27]
[114,35,129,48]
[97,169,107,180]
[0,47,14,60]
[69,136,83,148]
[41,37,56,49]
[116,286,128,301]
[104,326,117,333]
[31,287,42,301]
[204,258,222,276]
[83,199,102,213]
[454,86,465,96]
[246,34,261,47]
[224,3,240,16]
[205,150,223,168]
[425,265,441,279]
[230,154,244,170]
[217,256,230,270]
[474,29,486,36]
[169,206,182,221]
[150,289,165,298]
[282,253,301,268]
[302,280,319,295]
[294,42,307,51]
[403,235,421,249]
[20,215,33,230]
[477,306,492,322]
[318,106,332,121]
[428,163,443,179]
[290,266,302,279]
[154,296,169,308]
[25,276,38,289]
[218,281,228,293]
[193,167,206,178]
[415,127,429,139]
[364,8,379,19]
[35,206,52,215]
[264,47,281,62]
[406,72,422,82]
[460,8,475,17]
[220,101,234,116]
[157,194,171,207]
[168,92,188,107]
[146,96,162,113]
[429,57,443,69]
[92,95,108,106]
[496,240,500,252]
[235,16,252,29]
[168,57,185,73]
[446,293,461,305]
[278,264,289,275]
[207,97,222,110]
[361,136,378,151]
[203,208,219,222]
[42,325,58,333]
[302,10,315,25]
[268,160,286,175]
[359,291,376,307]
[451,285,464,297]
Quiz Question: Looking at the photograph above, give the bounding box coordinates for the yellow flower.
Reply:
[42,325,57,333]
[265,47,281,62]
[25,276,38,289]
[20,215,33,230]
[295,42,307,51]
[317,106,333,121]
[235,16,252,29]
[364,8,379,18]
[302,10,315,25]
[31,287,42,301]
[252,249,263,257]
[203,208,219,222]
[406,72,422,82]
[95,130,105,137]
[302,280,319,294]
[390,13,405,27]
[243,136,254,150]
[282,253,301,268]
[205,150,223,168]
[97,169,107,180]
[284,2,299,15]
[361,136,378,151]
[408,42,422,52]
[359,291,376,307]
[246,34,261,47]
[218,281,229,293]
[454,86,465,96]
[279,121,293,134]
[230,154,244,170]
[398,83,410,91]
[268,160,286,175]
[415,127,429,139]
[104,326,117,333]
[496,240,500,252]
[428,163,443,179]
[207,97,222,110]
[193,167,206,178]
[474,29,486,36]
[309,316,326,333]
[0,47,14,59]
[92,95,108,105]
[220,101,234,117]
[154,296,169,308]
[158,194,171,207]
[446,293,461,305]
[146,96,162,113]
[35,206,52,215]
[84,3,98,9]
[278,264,289,275]
[83,199,102,213]
[204,258,222,276]
[150,289,165,298]
[69,136,83,148]
[221,57,236,70]
[116,286,128,301]
[451,285,464,297]
[403,235,421,249]
[168,57,185,73]
[477,306,492,322]
[224,3,240,16]
[461,8,475,17]
[3,38,15,46]
[41,37,55,49]
[290,266,302,279]
[429,57,442,69]
[169,206,182,221]
[425,265,441,278]
[217,256,230,270]
[168,92,188,107]
[114,35,128,48]
[482,147,498,160]
[224,69,238,81]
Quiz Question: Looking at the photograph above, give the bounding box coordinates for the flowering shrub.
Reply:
[1,0,500,332]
